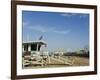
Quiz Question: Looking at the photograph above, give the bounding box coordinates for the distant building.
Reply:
[77,49,89,54]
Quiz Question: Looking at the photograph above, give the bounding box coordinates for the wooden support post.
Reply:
[48,55,51,64]
[28,44,31,51]
[22,45,24,52]
[36,43,39,51]
[41,59,44,67]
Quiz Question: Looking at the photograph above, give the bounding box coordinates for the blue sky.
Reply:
[22,11,89,52]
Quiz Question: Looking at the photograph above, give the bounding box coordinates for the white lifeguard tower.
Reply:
[22,40,47,67]
[22,40,47,55]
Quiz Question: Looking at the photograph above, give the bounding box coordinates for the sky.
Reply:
[22,11,89,52]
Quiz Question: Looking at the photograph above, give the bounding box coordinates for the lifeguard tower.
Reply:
[22,39,47,67]
[22,40,46,55]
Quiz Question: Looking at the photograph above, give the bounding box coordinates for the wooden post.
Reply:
[41,58,44,67]
[28,44,31,51]
[48,55,51,64]
[22,45,24,52]
[36,43,39,51]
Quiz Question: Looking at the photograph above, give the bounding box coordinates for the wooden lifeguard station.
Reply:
[23,40,46,55]
[22,40,47,67]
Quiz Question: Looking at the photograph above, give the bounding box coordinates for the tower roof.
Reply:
[22,40,47,45]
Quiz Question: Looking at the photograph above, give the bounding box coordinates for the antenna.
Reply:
[39,36,43,40]
[27,34,29,41]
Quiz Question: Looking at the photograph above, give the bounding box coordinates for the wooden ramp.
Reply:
[48,57,74,65]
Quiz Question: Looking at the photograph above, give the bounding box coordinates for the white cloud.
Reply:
[29,25,47,33]
[22,21,29,27]
[53,30,70,34]
[61,13,71,17]
[61,13,77,17]
[23,21,71,35]
[29,25,71,35]
[61,13,88,18]
[79,14,88,18]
